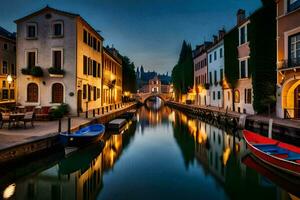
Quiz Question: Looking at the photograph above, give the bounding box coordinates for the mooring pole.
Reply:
[68,117,71,134]
[58,118,61,133]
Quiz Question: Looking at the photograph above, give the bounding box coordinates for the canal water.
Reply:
[0,99,299,200]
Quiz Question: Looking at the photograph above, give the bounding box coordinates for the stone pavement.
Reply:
[0,103,136,151]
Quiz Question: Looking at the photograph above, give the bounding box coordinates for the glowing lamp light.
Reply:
[3,183,16,199]
[6,75,12,84]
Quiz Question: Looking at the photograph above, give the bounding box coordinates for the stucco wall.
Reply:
[16,11,77,114]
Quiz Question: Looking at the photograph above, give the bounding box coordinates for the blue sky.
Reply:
[0,0,261,74]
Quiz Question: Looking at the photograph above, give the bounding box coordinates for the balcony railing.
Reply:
[279,58,300,70]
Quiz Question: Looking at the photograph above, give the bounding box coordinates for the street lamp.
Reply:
[6,75,12,102]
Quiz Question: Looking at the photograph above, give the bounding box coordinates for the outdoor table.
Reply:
[9,113,25,128]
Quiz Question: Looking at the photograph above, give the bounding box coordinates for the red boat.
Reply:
[243,130,300,176]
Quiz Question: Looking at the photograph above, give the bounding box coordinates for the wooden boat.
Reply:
[243,130,300,176]
[59,124,105,146]
[119,109,136,120]
[107,119,127,131]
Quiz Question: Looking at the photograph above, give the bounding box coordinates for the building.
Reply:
[15,6,103,115]
[207,30,225,108]
[224,10,254,114]
[0,26,16,104]
[149,76,161,93]
[276,0,300,119]
[102,46,122,106]
[193,42,212,106]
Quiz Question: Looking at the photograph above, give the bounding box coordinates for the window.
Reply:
[88,58,93,75]
[209,72,212,84]
[214,70,217,83]
[53,22,63,36]
[227,91,230,101]
[220,48,223,58]
[83,30,88,43]
[220,69,223,81]
[239,26,247,45]
[27,23,37,38]
[10,89,14,100]
[93,86,97,100]
[213,91,215,100]
[52,83,64,103]
[234,90,240,103]
[288,0,300,12]
[245,88,252,104]
[209,54,212,63]
[2,89,8,99]
[97,41,100,52]
[93,38,97,50]
[3,43,7,50]
[97,88,100,99]
[214,51,217,60]
[88,85,91,101]
[2,81,6,88]
[27,83,38,102]
[93,60,97,77]
[83,84,87,99]
[288,33,300,67]
[53,50,62,68]
[83,56,88,75]
[2,61,7,74]
[27,52,36,68]
[11,64,15,75]
[218,91,221,100]
[240,60,248,78]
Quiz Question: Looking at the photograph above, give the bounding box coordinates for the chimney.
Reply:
[237,9,246,25]
[213,35,218,43]
[218,29,225,39]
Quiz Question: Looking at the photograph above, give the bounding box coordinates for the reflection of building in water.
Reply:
[173,110,292,200]
[137,106,173,133]
[10,133,126,200]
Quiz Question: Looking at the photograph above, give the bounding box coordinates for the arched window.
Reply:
[27,83,38,102]
[234,90,240,103]
[52,83,64,103]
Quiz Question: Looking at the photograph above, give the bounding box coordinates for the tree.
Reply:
[122,56,137,93]
[171,40,194,101]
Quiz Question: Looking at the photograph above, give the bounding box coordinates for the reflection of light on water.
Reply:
[223,147,231,166]
[136,113,140,122]
[168,111,175,123]
[3,183,16,199]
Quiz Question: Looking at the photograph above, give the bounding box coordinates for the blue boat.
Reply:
[59,124,105,146]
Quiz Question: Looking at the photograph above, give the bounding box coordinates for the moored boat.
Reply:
[59,124,105,146]
[243,130,300,176]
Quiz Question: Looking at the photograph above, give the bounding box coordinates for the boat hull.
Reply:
[59,124,105,147]
[243,130,300,177]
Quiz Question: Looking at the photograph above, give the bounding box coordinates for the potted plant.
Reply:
[21,66,43,77]
[48,67,65,77]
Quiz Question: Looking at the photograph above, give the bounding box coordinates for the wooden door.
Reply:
[295,85,300,118]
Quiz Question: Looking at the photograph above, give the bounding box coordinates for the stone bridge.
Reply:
[135,92,172,104]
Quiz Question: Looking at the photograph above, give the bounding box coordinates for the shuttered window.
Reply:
[52,83,64,103]
[27,83,38,102]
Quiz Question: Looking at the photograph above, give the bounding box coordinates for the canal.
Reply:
[0,99,299,200]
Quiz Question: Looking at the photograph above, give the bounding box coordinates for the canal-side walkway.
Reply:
[166,101,300,137]
[0,102,137,163]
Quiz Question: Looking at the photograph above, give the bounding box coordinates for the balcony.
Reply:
[48,67,65,78]
[279,58,300,71]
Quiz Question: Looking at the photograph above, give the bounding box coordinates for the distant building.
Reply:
[193,41,212,106]
[102,46,122,106]
[0,26,16,104]
[207,30,225,108]
[276,0,300,119]
[15,6,103,115]
[149,76,161,93]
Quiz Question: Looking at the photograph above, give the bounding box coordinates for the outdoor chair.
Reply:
[21,112,35,128]
[0,113,13,129]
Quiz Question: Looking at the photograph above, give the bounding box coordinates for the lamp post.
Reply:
[6,75,12,102]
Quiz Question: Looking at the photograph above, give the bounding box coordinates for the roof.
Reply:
[0,26,16,41]
[14,6,104,40]
[103,46,122,65]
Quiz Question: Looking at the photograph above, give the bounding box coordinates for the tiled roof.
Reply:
[0,26,16,40]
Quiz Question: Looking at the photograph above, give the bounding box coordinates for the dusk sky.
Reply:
[0,0,261,74]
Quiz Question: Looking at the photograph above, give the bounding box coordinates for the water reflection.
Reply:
[1,106,299,200]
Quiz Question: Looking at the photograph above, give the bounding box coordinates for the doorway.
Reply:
[77,90,82,113]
